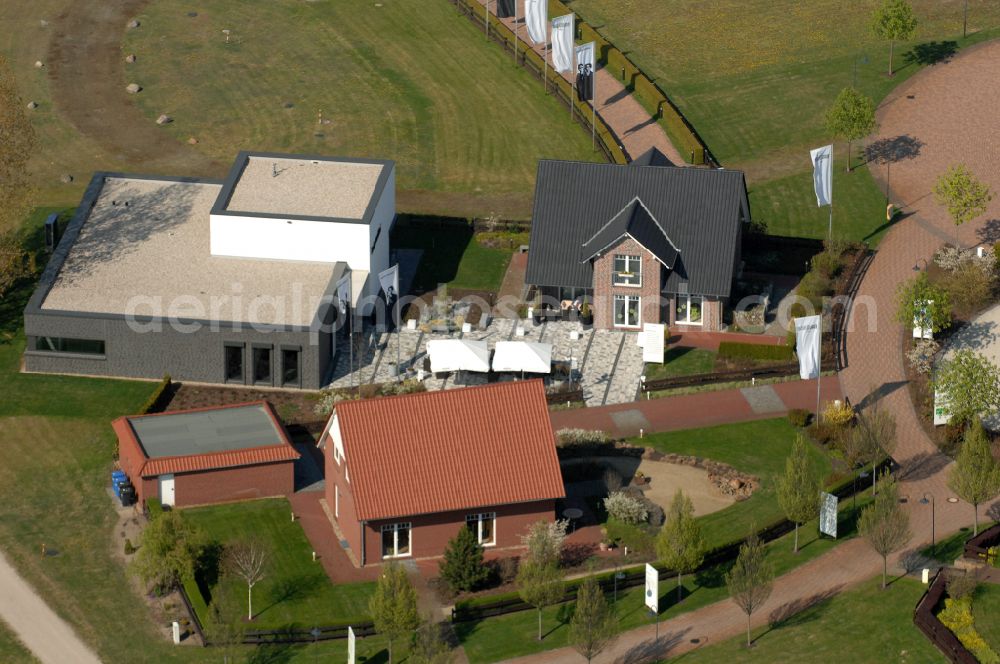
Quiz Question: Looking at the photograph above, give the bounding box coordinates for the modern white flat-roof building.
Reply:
[24,151,396,389]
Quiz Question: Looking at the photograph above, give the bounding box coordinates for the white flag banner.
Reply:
[336,273,352,316]
[524,0,547,44]
[575,42,595,101]
[794,314,822,380]
[644,563,659,613]
[378,264,399,302]
[810,144,833,207]
[551,14,574,73]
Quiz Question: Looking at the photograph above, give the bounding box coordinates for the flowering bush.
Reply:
[822,401,854,427]
[934,245,997,276]
[555,428,611,448]
[938,596,1000,664]
[604,491,648,525]
[906,339,940,375]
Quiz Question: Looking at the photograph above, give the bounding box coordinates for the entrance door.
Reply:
[159,474,176,507]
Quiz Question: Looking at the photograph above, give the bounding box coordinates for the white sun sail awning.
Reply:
[425,339,490,373]
[492,341,552,374]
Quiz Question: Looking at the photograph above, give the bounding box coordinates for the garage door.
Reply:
[159,474,175,507]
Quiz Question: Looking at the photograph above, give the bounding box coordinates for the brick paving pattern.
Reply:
[511,40,1000,664]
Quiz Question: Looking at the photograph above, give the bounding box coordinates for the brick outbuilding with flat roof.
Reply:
[319,380,566,566]
[114,401,299,508]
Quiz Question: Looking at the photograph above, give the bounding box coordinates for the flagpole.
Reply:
[486,0,490,40]
[815,324,822,423]
[395,292,401,383]
[513,2,518,65]
[591,66,596,150]
[828,204,833,241]
[544,32,548,94]
[349,308,354,393]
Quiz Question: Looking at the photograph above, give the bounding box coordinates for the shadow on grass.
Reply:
[759,584,842,641]
[247,643,296,664]
[390,215,474,293]
[904,41,958,67]
[255,575,319,619]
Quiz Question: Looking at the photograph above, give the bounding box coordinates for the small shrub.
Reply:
[124,538,136,555]
[497,556,519,585]
[555,428,611,448]
[810,249,845,280]
[603,491,648,525]
[822,401,854,427]
[787,408,811,427]
[797,271,833,303]
[948,571,979,601]
[906,339,940,375]
[717,341,795,362]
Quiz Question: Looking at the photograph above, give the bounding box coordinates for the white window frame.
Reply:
[380,522,412,559]
[465,512,497,547]
[613,294,641,328]
[612,254,642,287]
[676,294,704,326]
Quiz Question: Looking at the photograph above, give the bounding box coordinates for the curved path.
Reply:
[506,39,1000,664]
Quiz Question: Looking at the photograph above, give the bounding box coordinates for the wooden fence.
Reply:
[912,570,979,664]
[640,362,807,393]
[963,523,1000,562]
[450,0,630,165]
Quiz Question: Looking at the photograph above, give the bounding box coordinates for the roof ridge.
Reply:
[630,198,680,255]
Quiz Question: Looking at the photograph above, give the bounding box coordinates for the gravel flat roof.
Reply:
[41,177,343,326]
[129,404,284,458]
[224,156,386,220]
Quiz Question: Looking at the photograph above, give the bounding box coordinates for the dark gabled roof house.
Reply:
[526,156,751,331]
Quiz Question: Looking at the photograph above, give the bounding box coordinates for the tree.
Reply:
[934,164,993,243]
[569,574,617,663]
[655,489,705,603]
[841,401,897,494]
[858,472,911,588]
[410,616,453,664]
[825,87,877,171]
[725,531,773,647]
[948,420,1000,536]
[204,595,246,664]
[438,526,490,593]
[516,560,565,641]
[777,436,821,553]
[520,519,568,568]
[369,563,419,664]
[224,539,268,621]
[131,511,207,593]
[0,55,36,235]
[870,0,918,75]
[895,272,951,336]
[934,349,1000,427]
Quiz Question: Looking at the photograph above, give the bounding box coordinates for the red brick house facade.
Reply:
[114,401,299,509]
[321,381,565,566]
[525,152,749,333]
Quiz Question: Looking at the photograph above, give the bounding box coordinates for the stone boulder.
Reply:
[125,54,136,64]
[126,83,141,94]
[26,101,38,110]
[127,19,140,29]
[156,114,172,125]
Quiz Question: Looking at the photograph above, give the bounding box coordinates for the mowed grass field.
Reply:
[571,0,1000,241]
[121,0,598,219]
[0,620,37,664]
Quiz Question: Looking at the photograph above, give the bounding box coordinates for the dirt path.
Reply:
[46,0,222,176]
[0,551,102,664]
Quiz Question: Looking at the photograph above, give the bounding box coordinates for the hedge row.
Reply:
[139,374,172,414]
[566,2,707,164]
[717,341,795,362]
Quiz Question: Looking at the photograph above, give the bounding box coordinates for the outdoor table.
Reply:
[562,507,583,532]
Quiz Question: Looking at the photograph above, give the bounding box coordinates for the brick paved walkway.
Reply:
[507,39,1000,664]
[551,376,842,437]
[475,2,684,164]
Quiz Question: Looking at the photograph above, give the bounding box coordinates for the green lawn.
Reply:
[644,347,718,381]
[119,0,598,220]
[640,419,833,548]
[457,493,871,663]
[0,212,403,662]
[569,0,1000,242]
[0,619,37,664]
[181,499,375,629]
[674,577,942,663]
[393,219,523,292]
[973,583,1000,655]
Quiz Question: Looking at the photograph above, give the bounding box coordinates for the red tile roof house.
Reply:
[114,401,300,509]
[320,380,566,566]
